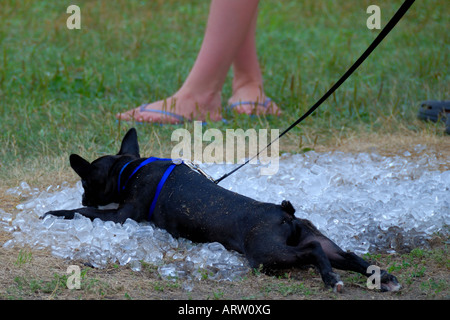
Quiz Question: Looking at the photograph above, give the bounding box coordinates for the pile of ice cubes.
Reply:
[1,148,449,282]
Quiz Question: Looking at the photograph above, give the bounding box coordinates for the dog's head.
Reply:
[70,128,140,207]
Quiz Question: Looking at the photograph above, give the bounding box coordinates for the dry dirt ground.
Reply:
[0,132,448,301]
[0,235,448,301]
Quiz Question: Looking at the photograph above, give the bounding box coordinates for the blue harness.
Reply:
[117,157,177,221]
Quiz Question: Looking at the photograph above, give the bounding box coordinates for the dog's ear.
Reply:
[118,128,140,157]
[70,154,91,180]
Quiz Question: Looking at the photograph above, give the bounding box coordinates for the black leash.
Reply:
[214,0,415,184]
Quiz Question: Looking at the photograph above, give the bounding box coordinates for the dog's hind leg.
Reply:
[296,240,344,292]
[309,235,401,292]
[328,250,401,292]
[246,240,343,292]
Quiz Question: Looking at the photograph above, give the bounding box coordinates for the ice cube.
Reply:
[2,151,448,281]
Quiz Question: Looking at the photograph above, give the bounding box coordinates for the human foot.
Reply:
[227,82,281,116]
[116,91,222,124]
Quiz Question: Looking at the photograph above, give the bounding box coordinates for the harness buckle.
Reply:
[172,158,183,165]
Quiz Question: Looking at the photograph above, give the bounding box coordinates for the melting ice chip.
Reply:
[1,150,449,281]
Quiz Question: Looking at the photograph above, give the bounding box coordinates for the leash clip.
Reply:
[181,159,216,183]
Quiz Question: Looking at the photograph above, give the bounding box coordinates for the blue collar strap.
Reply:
[117,157,176,221]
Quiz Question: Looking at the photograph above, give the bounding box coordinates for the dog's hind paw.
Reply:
[333,281,344,293]
[380,271,401,292]
[324,272,344,293]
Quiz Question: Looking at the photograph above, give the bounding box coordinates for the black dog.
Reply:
[44,128,400,292]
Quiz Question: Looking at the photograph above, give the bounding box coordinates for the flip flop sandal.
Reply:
[417,100,450,123]
[227,98,276,117]
[228,98,273,110]
[138,104,186,124]
[120,104,229,126]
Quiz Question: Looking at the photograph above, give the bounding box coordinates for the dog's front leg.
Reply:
[43,203,136,223]
[42,209,81,220]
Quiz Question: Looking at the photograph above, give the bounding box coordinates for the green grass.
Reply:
[0,0,448,185]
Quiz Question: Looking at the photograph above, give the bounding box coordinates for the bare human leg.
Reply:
[116,0,261,124]
[228,7,280,115]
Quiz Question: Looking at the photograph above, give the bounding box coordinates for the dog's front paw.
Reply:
[41,210,75,220]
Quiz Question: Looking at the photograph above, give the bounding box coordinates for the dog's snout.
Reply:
[81,194,89,207]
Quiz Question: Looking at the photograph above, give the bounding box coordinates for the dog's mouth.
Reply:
[82,196,118,210]
[81,196,98,208]
[98,203,120,210]
[82,200,97,208]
